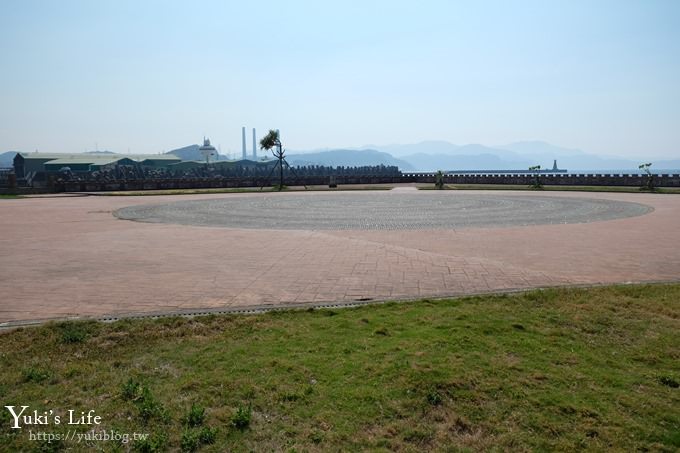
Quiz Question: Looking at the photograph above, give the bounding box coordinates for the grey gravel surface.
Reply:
[114,192,653,230]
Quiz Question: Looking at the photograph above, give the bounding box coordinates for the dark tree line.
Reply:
[285,164,401,177]
[55,163,402,182]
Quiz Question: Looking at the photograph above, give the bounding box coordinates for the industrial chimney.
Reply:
[241,127,246,160]
[252,128,257,159]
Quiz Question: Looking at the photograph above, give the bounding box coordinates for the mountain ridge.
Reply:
[349,141,679,171]
[3,141,679,172]
[0,151,18,168]
[286,149,414,170]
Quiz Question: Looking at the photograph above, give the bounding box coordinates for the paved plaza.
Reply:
[116,191,651,230]
[1,188,679,324]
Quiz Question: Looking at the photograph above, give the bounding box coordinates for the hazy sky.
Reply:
[1,0,679,158]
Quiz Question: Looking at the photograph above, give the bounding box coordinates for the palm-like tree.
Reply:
[260,129,285,190]
[259,129,281,153]
[639,162,654,191]
[528,165,542,189]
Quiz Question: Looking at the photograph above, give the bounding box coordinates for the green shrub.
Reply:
[198,426,217,445]
[133,432,168,452]
[121,378,141,400]
[309,429,324,444]
[659,375,679,388]
[180,430,200,452]
[179,426,216,452]
[136,386,167,423]
[231,404,251,430]
[184,404,206,427]
[426,387,442,406]
[56,321,96,344]
[22,367,52,383]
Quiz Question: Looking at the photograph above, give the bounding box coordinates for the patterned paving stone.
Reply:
[115,192,652,230]
[0,189,678,324]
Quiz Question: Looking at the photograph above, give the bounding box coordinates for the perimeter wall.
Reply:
[2,173,680,194]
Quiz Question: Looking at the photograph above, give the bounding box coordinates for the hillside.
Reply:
[0,151,18,168]
[286,149,414,171]
[364,142,544,171]
[400,152,530,172]
[362,141,680,172]
[166,145,201,161]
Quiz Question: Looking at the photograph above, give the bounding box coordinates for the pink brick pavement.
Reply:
[1,190,678,324]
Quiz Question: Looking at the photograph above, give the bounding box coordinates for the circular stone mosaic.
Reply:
[114,192,653,230]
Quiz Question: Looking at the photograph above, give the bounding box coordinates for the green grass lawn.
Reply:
[1,284,679,451]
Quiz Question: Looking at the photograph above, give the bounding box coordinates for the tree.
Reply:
[259,129,281,152]
[528,165,543,189]
[639,162,655,191]
[258,130,306,190]
[434,170,445,189]
[259,129,285,190]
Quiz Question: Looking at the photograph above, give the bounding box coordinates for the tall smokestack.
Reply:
[241,127,246,159]
[252,128,256,159]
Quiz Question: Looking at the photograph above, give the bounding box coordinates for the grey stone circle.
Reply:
[114,192,653,230]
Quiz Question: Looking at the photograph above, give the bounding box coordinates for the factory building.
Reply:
[13,152,181,180]
[13,130,266,185]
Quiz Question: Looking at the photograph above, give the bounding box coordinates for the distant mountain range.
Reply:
[166,145,201,161]
[165,146,415,170]
[0,151,18,168]
[3,141,678,172]
[286,149,414,170]
[351,140,680,172]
